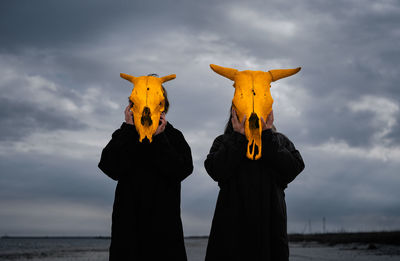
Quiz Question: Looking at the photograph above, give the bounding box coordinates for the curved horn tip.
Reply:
[120,73,130,78]
[268,67,302,82]
[209,64,224,71]
[209,64,238,81]
[161,74,176,83]
[120,73,136,83]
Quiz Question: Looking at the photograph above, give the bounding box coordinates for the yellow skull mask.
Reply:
[120,73,176,142]
[210,64,301,160]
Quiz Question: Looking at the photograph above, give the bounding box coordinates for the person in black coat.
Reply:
[204,108,305,261]
[98,95,193,260]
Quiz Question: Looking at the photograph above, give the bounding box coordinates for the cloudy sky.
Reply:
[1,0,399,236]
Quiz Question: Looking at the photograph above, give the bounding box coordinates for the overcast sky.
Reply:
[1,0,399,236]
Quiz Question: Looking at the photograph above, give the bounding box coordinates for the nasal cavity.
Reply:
[141,107,152,126]
[249,113,259,129]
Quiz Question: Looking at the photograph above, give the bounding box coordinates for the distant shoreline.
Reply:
[289,231,400,246]
[0,236,111,239]
[2,231,399,246]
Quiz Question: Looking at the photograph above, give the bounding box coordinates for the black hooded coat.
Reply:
[204,128,305,261]
[98,122,193,261]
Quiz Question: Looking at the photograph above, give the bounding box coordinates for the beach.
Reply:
[1,237,399,261]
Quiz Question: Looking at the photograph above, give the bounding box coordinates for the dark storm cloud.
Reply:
[286,148,400,232]
[0,57,92,141]
[0,97,86,141]
[386,119,400,144]
[0,0,163,49]
[0,0,220,51]
[0,153,113,206]
[0,151,115,236]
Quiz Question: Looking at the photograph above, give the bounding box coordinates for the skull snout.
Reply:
[249,112,260,130]
[141,106,153,127]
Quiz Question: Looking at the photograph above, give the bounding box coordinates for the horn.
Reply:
[160,74,176,83]
[268,67,301,82]
[210,64,238,81]
[120,73,136,83]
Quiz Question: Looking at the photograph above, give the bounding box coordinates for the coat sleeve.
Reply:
[261,129,305,187]
[98,123,140,181]
[151,128,194,182]
[204,131,247,183]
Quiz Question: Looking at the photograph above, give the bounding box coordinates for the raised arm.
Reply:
[261,129,305,187]
[151,126,193,182]
[204,132,247,183]
[98,122,141,181]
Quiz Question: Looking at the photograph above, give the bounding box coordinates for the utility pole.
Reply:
[322,217,326,233]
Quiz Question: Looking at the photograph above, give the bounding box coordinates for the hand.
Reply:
[124,104,134,125]
[232,108,246,135]
[154,112,167,135]
[260,110,274,130]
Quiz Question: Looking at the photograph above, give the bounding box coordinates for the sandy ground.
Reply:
[289,242,400,261]
[186,239,400,261]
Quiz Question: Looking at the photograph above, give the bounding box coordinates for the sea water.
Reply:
[0,237,109,261]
